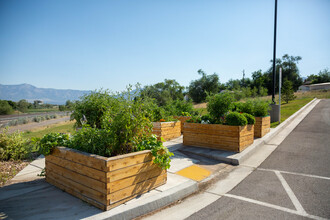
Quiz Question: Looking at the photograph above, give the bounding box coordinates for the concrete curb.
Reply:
[83,180,198,220]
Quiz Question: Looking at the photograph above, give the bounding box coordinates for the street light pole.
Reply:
[272,0,278,104]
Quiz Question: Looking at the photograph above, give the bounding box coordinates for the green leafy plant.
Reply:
[253,100,270,117]
[34,132,70,156]
[240,100,254,115]
[282,79,296,103]
[226,112,248,126]
[136,135,173,170]
[186,115,202,123]
[180,112,192,117]
[0,128,31,160]
[68,126,113,157]
[71,89,118,128]
[207,92,234,123]
[242,113,255,125]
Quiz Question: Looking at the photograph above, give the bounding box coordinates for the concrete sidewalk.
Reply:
[0,98,320,220]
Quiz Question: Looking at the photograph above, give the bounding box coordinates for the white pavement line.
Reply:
[224,194,326,220]
[274,171,307,214]
[258,168,330,181]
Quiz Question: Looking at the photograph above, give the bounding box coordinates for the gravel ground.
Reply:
[7,116,70,133]
[0,160,30,187]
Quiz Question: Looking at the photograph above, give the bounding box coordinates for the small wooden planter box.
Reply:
[174,116,192,133]
[45,147,167,211]
[183,123,254,152]
[254,116,271,138]
[152,121,181,141]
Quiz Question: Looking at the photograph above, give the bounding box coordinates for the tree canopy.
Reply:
[140,79,185,106]
[188,69,222,103]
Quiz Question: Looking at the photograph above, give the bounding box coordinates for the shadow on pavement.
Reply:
[0,179,102,220]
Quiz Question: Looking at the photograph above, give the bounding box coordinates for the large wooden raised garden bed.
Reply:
[45,147,167,211]
[254,116,270,138]
[174,116,192,133]
[183,123,254,152]
[152,121,181,141]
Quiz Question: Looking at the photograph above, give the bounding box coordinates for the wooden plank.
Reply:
[184,123,239,131]
[108,168,165,193]
[183,127,239,137]
[46,176,107,210]
[47,171,107,205]
[107,151,153,172]
[183,133,239,143]
[46,161,106,194]
[107,161,159,182]
[105,176,166,210]
[52,147,108,172]
[46,155,107,182]
[108,173,167,204]
[183,140,238,152]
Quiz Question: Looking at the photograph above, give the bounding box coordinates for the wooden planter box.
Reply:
[183,123,254,152]
[254,116,270,138]
[174,116,192,133]
[45,147,167,211]
[152,121,181,141]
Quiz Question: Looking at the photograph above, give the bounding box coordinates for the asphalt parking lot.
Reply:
[188,99,330,220]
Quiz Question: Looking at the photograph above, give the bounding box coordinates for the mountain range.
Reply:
[0,83,91,104]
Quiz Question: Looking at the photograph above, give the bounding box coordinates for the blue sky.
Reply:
[0,0,329,92]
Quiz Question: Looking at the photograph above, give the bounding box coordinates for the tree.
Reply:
[226,79,241,90]
[188,69,221,103]
[282,79,296,103]
[140,79,184,106]
[0,100,14,115]
[265,54,303,93]
[17,99,30,113]
[306,69,330,84]
[65,100,74,110]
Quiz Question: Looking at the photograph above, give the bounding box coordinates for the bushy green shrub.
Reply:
[0,129,31,160]
[253,100,270,117]
[68,127,113,157]
[207,92,234,123]
[243,113,255,125]
[35,133,70,156]
[101,87,156,155]
[164,99,195,116]
[33,116,41,123]
[240,100,254,115]
[9,120,18,126]
[0,100,14,115]
[226,112,247,126]
[71,89,118,128]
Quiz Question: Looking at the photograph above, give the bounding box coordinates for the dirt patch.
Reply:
[193,103,207,109]
[0,160,30,187]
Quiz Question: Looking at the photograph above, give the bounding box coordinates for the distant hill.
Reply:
[0,83,91,104]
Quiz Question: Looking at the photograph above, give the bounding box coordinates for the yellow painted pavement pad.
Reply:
[175,165,211,182]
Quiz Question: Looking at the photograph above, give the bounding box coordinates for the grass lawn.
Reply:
[270,97,313,127]
[22,121,76,139]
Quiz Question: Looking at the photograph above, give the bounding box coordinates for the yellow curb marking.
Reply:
[176,165,211,182]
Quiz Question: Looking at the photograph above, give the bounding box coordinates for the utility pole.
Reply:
[242,70,245,87]
[279,67,282,123]
[272,0,278,104]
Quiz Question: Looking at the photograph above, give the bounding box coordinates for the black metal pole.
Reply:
[272,0,278,104]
